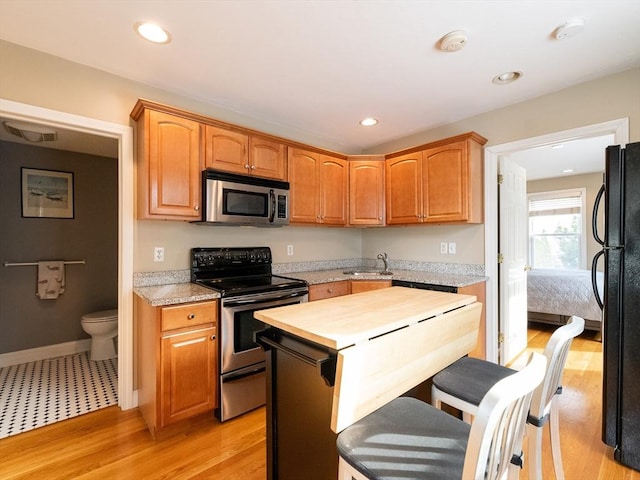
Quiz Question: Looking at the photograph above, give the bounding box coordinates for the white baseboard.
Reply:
[0,339,91,368]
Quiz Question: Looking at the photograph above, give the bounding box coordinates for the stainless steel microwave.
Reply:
[198,169,289,226]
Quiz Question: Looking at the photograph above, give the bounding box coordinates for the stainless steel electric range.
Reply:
[191,247,308,421]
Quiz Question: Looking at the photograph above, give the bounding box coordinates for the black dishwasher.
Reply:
[256,328,339,480]
[392,279,458,293]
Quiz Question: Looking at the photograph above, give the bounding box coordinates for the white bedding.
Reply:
[527,269,603,322]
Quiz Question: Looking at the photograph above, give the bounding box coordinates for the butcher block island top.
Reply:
[255,286,477,350]
[255,286,482,433]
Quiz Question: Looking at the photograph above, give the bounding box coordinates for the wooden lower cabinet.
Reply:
[350,280,392,294]
[308,281,350,301]
[136,297,218,437]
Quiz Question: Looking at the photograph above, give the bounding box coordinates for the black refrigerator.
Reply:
[592,141,640,471]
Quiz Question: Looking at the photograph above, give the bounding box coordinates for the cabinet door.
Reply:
[422,140,469,222]
[385,152,423,224]
[288,148,320,224]
[204,125,249,174]
[160,327,217,426]
[249,135,286,180]
[350,280,392,294]
[143,110,202,219]
[320,155,348,225]
[349,159,385,226]
[309,281,350,301]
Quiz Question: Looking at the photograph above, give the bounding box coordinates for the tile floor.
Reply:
[0,352,118,439]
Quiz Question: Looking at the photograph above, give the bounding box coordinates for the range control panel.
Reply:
[191,247,272,268]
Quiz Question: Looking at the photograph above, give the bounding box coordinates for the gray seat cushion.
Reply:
[337,397,471,479]
[432,357,516,406]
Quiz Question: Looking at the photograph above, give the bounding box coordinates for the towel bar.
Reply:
[3,260,86,267]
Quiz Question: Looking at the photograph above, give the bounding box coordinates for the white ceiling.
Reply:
[1,1,638,168]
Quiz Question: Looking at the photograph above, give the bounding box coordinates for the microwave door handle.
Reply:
[268,189,276,223]
[592,184,605,246]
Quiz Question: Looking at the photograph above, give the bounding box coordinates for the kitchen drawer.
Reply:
[161,301,217,331]
[309,281,350,301]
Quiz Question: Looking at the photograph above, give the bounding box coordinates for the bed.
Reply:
[527,268,603,332]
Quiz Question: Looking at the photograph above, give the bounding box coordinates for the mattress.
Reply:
[527,268,603,322]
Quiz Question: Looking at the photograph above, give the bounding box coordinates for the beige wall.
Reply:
[527,173,604,270]
[2,40,639,272]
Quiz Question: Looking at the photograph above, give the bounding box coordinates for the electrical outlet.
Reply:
[448,242,456,255]
[154,247,165,262]
[440,242,448,254]
[287,245,294,256]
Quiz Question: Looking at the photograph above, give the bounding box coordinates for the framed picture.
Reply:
[21,168,74,219]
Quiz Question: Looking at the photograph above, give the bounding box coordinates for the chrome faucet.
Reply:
[377,252,390,273]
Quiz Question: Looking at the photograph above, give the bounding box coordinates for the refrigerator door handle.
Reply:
[592,183,605,246]
[591,249,605,310]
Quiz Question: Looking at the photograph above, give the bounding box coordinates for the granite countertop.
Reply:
[133,263,487,307]
[287,268,486,288]
[134,282,220,307]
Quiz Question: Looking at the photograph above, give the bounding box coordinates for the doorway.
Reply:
[0,98,135,410]
[483,118,629,364]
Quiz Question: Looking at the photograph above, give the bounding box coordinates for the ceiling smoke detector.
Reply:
[554,18,585,40]
[3,121,58,142]
[438,30,468,52]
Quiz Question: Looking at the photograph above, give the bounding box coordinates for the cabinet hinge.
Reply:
[497,174,504,185]
[498,332,505,344]
[498,253,504,264]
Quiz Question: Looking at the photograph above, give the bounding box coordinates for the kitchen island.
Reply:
[254,286,482,480]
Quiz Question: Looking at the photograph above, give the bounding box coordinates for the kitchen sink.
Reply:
[343,270,393,276]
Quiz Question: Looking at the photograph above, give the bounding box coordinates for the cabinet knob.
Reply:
[244,164,251,169]
[250,165,256,170]
[327,288,333,293]
[187,313,195,320]
[210,335,216,340]
[194,205,199,211]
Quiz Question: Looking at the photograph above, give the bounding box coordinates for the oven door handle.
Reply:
[223,290,308,307]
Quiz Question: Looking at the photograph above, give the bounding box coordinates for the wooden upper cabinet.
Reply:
[249,135,287,180]
[385,132,486,225]
[205,125,286,180]
[348,156,385,226]
[385,152,423,225]
[135,108,202,220]
[204,125,248,174]
[288,148,348,225]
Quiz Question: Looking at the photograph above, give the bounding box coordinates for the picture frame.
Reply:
[21,168,74,219]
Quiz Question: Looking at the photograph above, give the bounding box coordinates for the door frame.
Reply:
[483,118,629,363]
[0,98,136,409]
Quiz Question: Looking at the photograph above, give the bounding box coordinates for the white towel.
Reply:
[37,261,66,299]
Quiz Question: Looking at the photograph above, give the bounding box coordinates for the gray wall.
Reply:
[0,141,118,354]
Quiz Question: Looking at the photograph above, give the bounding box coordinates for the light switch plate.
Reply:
[448,242,456,255]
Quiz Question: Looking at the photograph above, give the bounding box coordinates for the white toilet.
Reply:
[81,309,118,361]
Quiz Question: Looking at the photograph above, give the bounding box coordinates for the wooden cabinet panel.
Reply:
[423,140,468,222]
[137,109,202,220]
[204,125,249,174]
[288,149,347,225]
[458,282,486,359]
[385,132,486,225]
[136,297,218,437]
[309,281,350,301]
[161,326,217,426]
[349,157,385,226]
[249,135,286,180]
[385,152,422,225]
[350,280,392,294]
[320,155,348,225]
[288,148,320,224]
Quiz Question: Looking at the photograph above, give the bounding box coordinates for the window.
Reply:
[528,188,586,270]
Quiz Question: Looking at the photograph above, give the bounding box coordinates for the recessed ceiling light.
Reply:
[561,169,574,174]
[551,144,565,149]
[492,71,522,85]
[135,21,172,44]
[359,118,378,127]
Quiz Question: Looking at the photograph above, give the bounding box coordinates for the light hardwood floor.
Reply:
[1,324,638,479]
